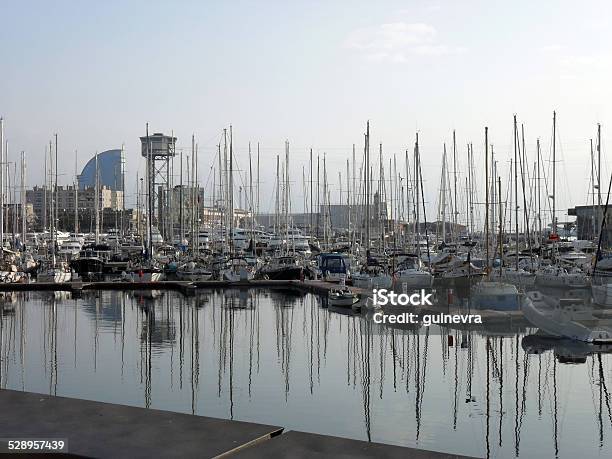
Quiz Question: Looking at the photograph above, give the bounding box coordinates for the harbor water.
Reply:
[1,288,611,458]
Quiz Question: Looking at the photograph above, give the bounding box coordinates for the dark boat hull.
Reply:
[261,266,303,281]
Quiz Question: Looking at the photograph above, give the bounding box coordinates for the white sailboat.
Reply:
[392,255,433,288]
[176,260,212,281]
[37,135,71,284]
[534,112,589,288]
[351,122,392,290]
[472,162,520,310]
[497,117,536,287]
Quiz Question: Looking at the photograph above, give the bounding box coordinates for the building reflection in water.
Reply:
[1,288,612,458]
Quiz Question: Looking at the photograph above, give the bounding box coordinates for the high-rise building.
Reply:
[26,185,124,228]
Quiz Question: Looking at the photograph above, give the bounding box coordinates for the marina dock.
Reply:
[0,390,475,458]
[3,279,612,326]
[4,279,611,326]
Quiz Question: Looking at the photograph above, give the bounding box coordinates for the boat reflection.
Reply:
[0,289,611,458]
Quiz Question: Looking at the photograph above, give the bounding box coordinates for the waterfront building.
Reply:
[78,149,124,191]
[26,185,124,230]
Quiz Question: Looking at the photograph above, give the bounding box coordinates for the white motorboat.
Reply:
[523,291,612,343]
[58,236,83,258]
[328,287,358,308]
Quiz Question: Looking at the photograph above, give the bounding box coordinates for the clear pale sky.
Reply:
[1,0,610,224]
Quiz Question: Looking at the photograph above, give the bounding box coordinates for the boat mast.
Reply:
[352,144,356,250]
[552,111,557,237]
[275,155,279,237]
[469,143,474,237]
[146,123,153,259]
[346,158,350,241]
[537,138,542,246]
[520,124,533,264]
[193,134,197,255]
[249,143,254,255]
[485,127,490,271]
[597,123,602,238]
[309,148,313,238]
[452,130,458,234]
[43,149,47,235]
[323,154,327,247]
[94,150,100,244]
[598,123,602,208]
[498,177,503,277]
[285,140,291,255]
[136,172,140,240]
[179,150,183,242]
[53,134,58,266]
[514,115,519,270]
[74,150,78,235]
[120,143,125,237]
[414,134,420,254]
[0,118,3,251]
[379,143,384,250]
[229,126,234,256]
[20,151,26,244]
[440,144,447,243]
[257,143,260,225]
[365,122,370,254]
[591,139,596,236]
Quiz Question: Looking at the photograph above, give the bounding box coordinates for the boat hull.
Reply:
[127,271,164,282]
[352,274,393,290]
[37,270,72,283]
[394,271,434,288]
[592,283,612,306]
[260,266,303,281]
[176,271,212,282]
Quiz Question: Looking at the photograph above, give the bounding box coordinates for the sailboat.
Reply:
[176,260,212,281]
[392,254,433,288]
[471,128,520,311]
[351,122,392,290]
[37,135,72,284]
[495,117,536,286]
[392,136,434,288]
[534,112,589,288]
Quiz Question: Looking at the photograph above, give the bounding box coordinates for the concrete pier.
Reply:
[234,430,475,458]
[0,390,282,458]
[0,390,477,458]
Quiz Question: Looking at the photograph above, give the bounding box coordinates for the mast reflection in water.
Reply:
[1,289,612,458]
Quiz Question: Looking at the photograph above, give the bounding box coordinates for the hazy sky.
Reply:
[1,0,611,224]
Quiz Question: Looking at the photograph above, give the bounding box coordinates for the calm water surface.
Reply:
[1,288,611,458]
